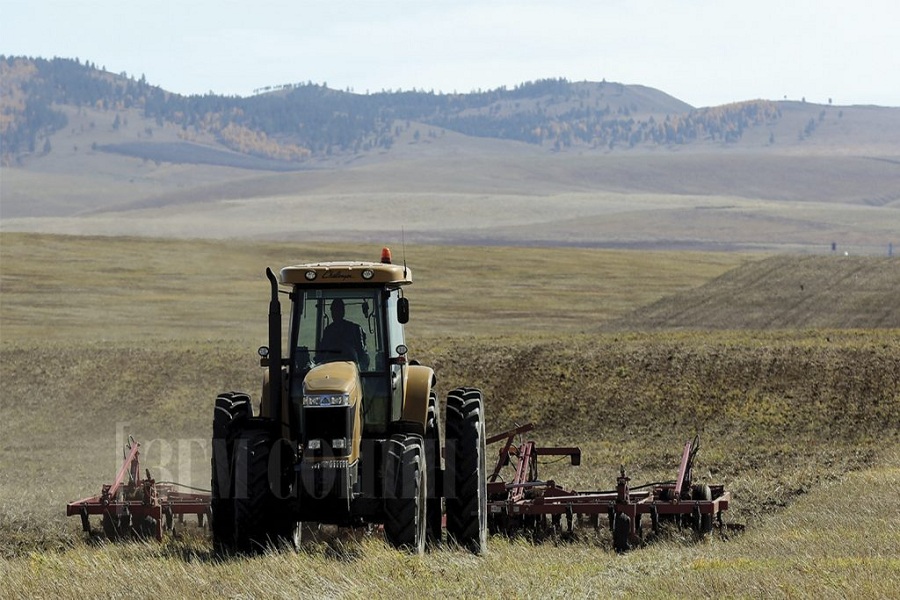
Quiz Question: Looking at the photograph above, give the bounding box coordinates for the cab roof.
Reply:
[280,260,413,287]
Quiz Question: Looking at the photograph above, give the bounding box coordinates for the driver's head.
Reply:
[330,298,345,320]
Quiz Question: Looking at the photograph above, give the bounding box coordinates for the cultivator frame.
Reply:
[66,437,210,541]
[66,427,731,550]
[485,424,732,552]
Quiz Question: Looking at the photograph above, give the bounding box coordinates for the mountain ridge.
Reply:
[1,55,860,166]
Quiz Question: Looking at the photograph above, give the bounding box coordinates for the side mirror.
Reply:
[397,297,409,324]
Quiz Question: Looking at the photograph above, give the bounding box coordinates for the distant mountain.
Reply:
[2,55,792,167]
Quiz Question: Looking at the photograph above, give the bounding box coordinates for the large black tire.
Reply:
[232,421,298,554]
[424,391,443,544]
[383,433,427,554]
[445,387,488,555]
[211,392,250,552]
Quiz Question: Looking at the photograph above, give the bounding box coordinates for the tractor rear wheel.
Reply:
[445,387,488,555]
[232,420,298,553]
[211,391,250,552]
[383,433,427,554]
[424,391,443,544]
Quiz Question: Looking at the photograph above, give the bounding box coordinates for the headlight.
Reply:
[307,439,322,450]
[303,393,350,407]
[332,438,347,449]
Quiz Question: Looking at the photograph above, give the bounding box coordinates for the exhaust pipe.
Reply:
[266,267,282,430]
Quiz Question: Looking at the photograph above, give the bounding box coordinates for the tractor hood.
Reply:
[303,361,361,396]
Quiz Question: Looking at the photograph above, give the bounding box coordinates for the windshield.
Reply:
[293,288,383,373]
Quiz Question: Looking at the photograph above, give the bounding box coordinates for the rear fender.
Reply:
[402,365,435,431]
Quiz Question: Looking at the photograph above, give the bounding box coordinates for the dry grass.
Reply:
[1,458,897,599]
[1,233,898,597]
[0,232,750,341]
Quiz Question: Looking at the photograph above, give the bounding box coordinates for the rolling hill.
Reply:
[1,56,899,252]
[608,255,900,330]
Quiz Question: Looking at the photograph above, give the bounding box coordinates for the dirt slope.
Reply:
[607,255,900,330]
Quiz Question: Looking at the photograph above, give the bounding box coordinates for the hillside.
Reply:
[609,255,900,330]
[0,56,761,160]
[1,57,696,165]
[1,56,899,253]
[4,55,899,170]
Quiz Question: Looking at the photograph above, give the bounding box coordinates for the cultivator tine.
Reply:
[79,506,90,533]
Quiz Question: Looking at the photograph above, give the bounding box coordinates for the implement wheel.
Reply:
[102,511,130,540]
[691,483,713,536]
[445,387,488,555]
[613,512,631,553]
[383,433,427,554]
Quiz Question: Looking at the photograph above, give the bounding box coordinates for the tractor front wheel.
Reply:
[383,433,427,554]
[232,420,298,553]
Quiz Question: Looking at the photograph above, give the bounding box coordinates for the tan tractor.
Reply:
[211,248,487,554]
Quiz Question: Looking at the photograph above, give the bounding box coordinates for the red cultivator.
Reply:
[66,437,210,541]
[67,427,731,551]
[486,424,732,552]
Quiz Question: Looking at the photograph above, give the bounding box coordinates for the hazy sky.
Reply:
[3,0,898,107]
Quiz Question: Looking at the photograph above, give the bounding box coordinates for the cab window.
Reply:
[294,289,383,373]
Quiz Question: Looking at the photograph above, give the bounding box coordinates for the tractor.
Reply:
[210,248,487,554]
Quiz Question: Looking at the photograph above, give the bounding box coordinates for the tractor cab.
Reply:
[280,248,413,439]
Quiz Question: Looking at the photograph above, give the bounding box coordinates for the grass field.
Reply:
[1,233,898,598]
[2,456,896,598]
[0,233,751,341]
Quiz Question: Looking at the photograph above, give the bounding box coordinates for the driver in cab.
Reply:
[315,298,369,370]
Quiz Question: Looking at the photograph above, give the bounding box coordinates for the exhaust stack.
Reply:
[266,267,282,430]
